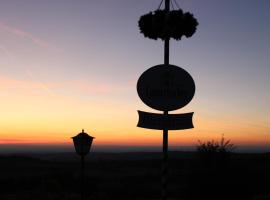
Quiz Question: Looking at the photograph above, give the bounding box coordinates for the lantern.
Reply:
[72,129,94,156]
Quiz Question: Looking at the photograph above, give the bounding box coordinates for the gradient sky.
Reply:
[0,0,270,152]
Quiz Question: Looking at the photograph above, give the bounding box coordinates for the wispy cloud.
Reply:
[0,21,57,50]
[0,138,24,144]
[0,44,13,58]
[67,79,129,94]
[25,70,54,95]
[0,74,55,95]
[0,74,131,96]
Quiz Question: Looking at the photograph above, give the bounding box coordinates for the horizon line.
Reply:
[1,143,270,154]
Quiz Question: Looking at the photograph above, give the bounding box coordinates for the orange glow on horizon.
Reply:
[1,74,270,150]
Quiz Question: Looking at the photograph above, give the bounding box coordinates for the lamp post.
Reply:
[72,129,95,200]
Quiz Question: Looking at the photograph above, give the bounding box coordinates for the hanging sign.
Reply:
[137,64,195,111]
[137,110,193,130]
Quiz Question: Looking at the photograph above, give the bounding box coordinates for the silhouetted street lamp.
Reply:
[72,129,94,200]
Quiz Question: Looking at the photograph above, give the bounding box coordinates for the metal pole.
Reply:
[162,1,170,200]
[164,0,170,66]
[81,155,85,200]
[162,111,169,200]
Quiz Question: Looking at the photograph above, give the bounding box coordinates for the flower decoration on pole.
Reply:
[138,9,198,40]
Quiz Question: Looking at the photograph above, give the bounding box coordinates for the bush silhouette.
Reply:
[197,135,235,168]
[186,136,237,200]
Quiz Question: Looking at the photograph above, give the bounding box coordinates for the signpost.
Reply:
[137,64,195,111]
[136,0,198,199]
[137,111,194,130]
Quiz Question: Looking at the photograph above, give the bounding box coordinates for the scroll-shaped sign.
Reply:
[137,64,195,111]
[137,110,194,130]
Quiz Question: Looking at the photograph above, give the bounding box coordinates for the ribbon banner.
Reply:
[137,110,193,130]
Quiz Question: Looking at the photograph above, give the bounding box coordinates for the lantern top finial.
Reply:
[71,129,95,140]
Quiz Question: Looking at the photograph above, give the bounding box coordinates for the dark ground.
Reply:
[0,151,270,200]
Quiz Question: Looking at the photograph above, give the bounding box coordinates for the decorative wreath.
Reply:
[138,9,198,40]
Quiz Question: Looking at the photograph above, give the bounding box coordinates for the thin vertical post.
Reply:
[162,1,170,200]
[81,155,85,200]
[162,111,169,200]
[162,0,171,200]
[164,0,170,66]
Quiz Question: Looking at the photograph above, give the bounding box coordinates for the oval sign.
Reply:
[137,64,195,111]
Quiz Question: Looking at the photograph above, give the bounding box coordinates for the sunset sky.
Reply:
[0,0,270,152]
